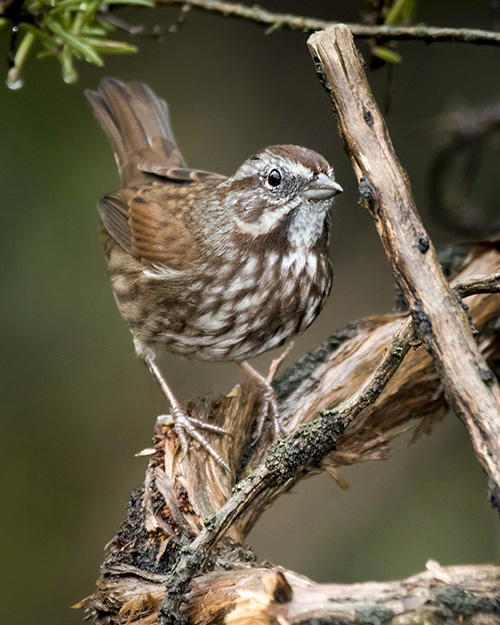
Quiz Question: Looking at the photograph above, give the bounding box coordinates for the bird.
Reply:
[86,77,342,470]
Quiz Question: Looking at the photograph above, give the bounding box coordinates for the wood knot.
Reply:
[479,368,495,389]
[262,571,293,604]
[363,107,374,128]
[414,234,430,254]
[411,300,434,339]
[358,176,375,202]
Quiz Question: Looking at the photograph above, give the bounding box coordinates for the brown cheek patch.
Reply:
[241,196,270,223]
[232,211,292,253]
[217,176,273,224]
[215,176,257,202]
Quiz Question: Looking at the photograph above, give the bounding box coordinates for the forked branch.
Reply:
[79,259,500,624]
[157,268,500,623]
[79,23,500,625]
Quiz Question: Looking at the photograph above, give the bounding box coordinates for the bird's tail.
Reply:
[85,77,186,186]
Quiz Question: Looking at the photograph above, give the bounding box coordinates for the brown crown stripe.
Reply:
[265,145,330,175]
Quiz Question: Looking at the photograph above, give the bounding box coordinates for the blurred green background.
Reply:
[1,1,499,623]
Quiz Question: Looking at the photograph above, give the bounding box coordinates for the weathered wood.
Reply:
[78,244,500,625]
[308,24,500,500]
[80,562,500,624]
[189,562,500,625]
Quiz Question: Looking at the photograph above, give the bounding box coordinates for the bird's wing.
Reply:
[98,179,218,273]
[137,164,225,183]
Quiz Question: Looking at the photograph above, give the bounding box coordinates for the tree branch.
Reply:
[455,270,500,298]
[79,251,500,624]
[308,23,500,506]
[79,28,500,624]
[424,99,500,237]
[158,320,419,623]
[157,0,500,46]
[82,556,500,623]
[186,562,500,625]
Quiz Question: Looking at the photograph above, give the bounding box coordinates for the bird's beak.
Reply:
[301,173,343,200]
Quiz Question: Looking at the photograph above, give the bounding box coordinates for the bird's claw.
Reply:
[253,382,284,442]
[238,360,285,443]
[157,409,230,472]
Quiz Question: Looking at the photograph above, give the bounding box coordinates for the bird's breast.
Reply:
[147,248,332,362]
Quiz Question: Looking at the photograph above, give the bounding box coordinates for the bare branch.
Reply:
[454,270,500,297]
[424,99,500,237]
[157,0,500,46]
[156,262,500,623]
[80,242,500,624]
[81,559,500,624]
[158,321,419,623]
[308,23,500,506]
[188,561,500,624]
[99,2,192,38]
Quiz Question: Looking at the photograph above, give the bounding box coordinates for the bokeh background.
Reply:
[1,1,500,623]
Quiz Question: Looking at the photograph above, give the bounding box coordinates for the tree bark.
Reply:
[80,561,500,624]
[308,25,500,504]
[77,241,500,624]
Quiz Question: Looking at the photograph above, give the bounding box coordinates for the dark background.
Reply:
[1,2,499,623]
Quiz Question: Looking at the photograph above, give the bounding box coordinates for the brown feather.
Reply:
[85,77,186,185]
[137,164,224,183]
[98,183,209,272]
[88,78,337,367]
[98,193,133,252]
[89,77,229,271]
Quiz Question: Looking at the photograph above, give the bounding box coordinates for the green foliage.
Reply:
[371,45,402,64]
[0,0,421,87]
[2,0,154,87]
[384,0,416,26]
[371,0,416,66]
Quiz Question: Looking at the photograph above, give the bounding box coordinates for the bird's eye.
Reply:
[267,169,282,187]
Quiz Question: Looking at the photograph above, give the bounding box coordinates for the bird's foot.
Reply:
[238,360,285,442]
[158,408,230,472]
[144,353,230,471]
[255,378,283,442]
[266,341,294,383]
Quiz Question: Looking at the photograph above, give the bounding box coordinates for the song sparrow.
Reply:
[86,78,342,469]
